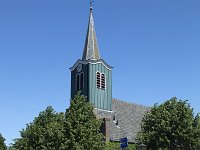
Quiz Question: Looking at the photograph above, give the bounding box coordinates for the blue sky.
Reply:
[0,0,200,145]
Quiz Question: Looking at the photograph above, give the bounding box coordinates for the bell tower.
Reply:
[70,3,113,111]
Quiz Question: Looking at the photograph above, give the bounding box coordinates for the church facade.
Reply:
[70,5,149,143]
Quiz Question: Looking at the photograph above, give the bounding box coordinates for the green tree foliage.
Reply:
[12,106,65,150]
[63,93,105,150]
[105,142,119,150]
[194,113,200,149]
[137,97,200,150]
[11,94,107,149]
[105,142,136,150]
[194,113,200,130]
[0,133,7,150]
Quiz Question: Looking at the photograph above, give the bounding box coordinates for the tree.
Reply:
[11,106,65,150]
[137,97,199,150]
[0,133,7,150]
[194,113,200,129]
[63,93,105,150]
[194,113,200,149]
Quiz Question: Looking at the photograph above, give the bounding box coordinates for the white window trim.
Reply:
[96,71,106,90]
[76,72,84,91]
[101,73,106,90]
[96,71,101,89]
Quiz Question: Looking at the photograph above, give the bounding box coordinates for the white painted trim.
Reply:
[76,72,84,90]
[89,62,111,70]
[96,71,101,89]
[101,73,106,90]
[94,108,113,113]
[95,71,106,91]
[70,59,112,71]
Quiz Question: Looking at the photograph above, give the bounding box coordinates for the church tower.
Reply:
[70,3,113,111]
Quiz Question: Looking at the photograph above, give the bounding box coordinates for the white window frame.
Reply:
[96,71,101,89]
[76,72,84,91]
[96,71,106,90]
[101,73,106,90]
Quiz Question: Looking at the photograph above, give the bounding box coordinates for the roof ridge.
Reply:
[112,98,149,108]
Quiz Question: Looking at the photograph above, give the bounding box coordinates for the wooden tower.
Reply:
[70,4,113,111]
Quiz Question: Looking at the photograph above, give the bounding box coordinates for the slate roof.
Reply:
[82,7,100,61]
[94,99,149,143]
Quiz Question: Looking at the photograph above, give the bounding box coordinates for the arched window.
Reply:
[76,72,84,91]
[80,72,84,89]
[96,72,101,88]
[76,74,80,91]
[96,72,106,90]
[101,73,105,90]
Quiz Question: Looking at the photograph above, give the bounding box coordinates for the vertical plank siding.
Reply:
[89,62,112,110]
[71,61,112,111]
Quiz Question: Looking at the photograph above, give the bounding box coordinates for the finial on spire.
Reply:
[90,0,94,12]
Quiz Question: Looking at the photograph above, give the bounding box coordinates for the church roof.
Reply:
[82,6,100,60]
[94,99,149,143]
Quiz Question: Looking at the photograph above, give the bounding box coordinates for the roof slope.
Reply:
[94,99,149,143]
[82,8,100,60]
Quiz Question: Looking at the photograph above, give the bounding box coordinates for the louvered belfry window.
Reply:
[76,72,84,91]
[76,74,80,90]
[80,72,84,89]
[101,73,105,90]
[96,72,106,90]
[96,72,101,88]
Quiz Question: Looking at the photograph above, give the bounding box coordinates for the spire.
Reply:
[82,1,100,60]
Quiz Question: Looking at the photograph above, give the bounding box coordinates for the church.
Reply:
[70,4,149,143]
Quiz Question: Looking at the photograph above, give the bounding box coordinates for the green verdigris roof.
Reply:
[82,8,100,60]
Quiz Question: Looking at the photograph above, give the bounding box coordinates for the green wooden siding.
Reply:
[71,61,112,111]
[71,64,89,100]
[89,63,112,110]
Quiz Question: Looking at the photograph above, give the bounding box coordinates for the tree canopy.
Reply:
[12,106,65,150]
[63,93,105,150]
[11,93,105,150]
[0,133,7,150]
[194,113,200,149]
[137,97,200,150]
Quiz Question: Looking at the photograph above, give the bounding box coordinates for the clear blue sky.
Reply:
[0,0,200,145]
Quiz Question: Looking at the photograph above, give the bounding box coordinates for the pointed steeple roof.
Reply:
[82,4,100,60]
